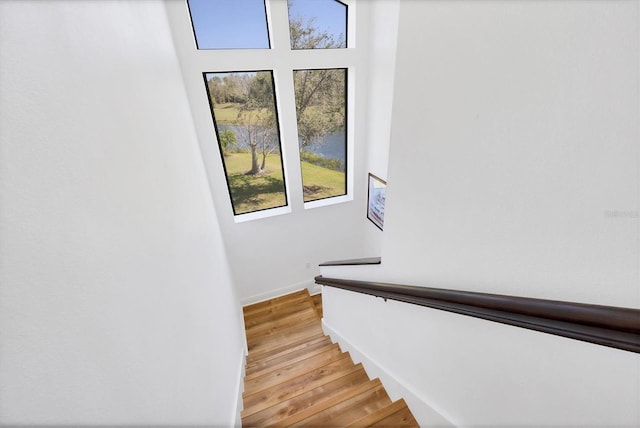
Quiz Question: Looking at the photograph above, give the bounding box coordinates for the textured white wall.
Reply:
[0,1,245,425]
[323,1,640,426]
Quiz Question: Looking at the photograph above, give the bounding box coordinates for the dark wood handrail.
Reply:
[319,257,381,267]
[315,276,640,353]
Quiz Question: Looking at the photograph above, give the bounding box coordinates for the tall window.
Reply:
[204,71,287,215]
[182,0,353,220]
[294,68,347,202]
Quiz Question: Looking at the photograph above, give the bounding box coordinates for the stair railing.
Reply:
[315,261,640,354]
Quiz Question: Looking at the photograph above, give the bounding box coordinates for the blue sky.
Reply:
[188,0,346,50]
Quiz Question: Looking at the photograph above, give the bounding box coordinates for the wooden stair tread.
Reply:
[242,357,359,417]
[242,365,370,426]
[294,381,391,426]
[244,300,317,329]
[246,306,318,342]
[243,290,311,317]
[241,290,418,427]
[274,378,385,427]
[346,398,419,427]
[243,346,345,396]
[311,293,323,318]
[246,335,331,375]
[245,342,340,381]
[369,405,420,427]
[247,319,323,357]
[246,331,326,365]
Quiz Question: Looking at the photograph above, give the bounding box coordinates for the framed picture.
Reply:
[367,173,387,230]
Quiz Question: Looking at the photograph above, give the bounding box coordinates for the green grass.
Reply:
[213,103,240,124]
[300,162,346,202]
[214,103,271,125]
[221,151,346,213]
[223,152,287,214]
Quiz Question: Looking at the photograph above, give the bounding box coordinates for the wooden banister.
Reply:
[314,275,640,353]
[319,257,381,267]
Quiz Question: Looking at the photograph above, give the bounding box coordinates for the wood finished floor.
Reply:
[241,289,418,427]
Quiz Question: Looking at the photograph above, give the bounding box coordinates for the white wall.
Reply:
[165,0,373,304]
[362,0,400,254]
[0,1,245,425]
[323,1,640,426]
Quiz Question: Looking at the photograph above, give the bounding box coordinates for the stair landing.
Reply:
[241,289,418,427]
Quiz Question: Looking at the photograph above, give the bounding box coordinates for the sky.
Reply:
[188,0,347,50]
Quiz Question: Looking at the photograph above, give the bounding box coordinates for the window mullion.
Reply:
[266,0,291,52]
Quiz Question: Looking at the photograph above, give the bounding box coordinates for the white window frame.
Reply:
[165,0,357,222]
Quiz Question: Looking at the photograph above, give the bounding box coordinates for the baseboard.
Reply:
[232,349,246,427]
[322,319,455,428]
[308,282,321,296]
[240,279,316,306]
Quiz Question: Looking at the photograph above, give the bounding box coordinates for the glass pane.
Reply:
[204,71,287,215]
[293,68,347,202]
[288,0,347,49]
[188,0,270,49]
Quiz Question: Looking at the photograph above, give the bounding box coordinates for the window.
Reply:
[204,71,287,215]
[294,68,347,202]
[178,0,355,220]
[187,0,270,49]
[288,0,347,49]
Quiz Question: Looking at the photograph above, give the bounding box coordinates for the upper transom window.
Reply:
[187,0,270,49]
[288,0,347,49]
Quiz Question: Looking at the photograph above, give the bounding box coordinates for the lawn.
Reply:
[223,152,287,214]
[214,103,271,125]
[213,103,240,124]
[221,151,346,213]
[300,162,346,202]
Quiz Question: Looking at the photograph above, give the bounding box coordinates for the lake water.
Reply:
[219,124,345,162]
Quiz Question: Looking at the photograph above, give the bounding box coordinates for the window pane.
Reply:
[204,71,287,215]
[293,68,347,202]
[188,0,270,49]
[288,0,347,49]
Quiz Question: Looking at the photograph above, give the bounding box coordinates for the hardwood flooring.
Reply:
[241,289,418,427]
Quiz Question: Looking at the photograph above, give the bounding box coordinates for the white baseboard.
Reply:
[232,349,246,427]
[322,319,455,428]
[308,282,322,296]
[240,279,316,306]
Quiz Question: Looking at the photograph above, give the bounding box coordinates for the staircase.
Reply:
[241,289,419,427]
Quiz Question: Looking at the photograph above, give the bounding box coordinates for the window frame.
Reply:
[187,0,272,50]
[202,70,289,217]
[293,66,349,204]
[287,0,348,50]
[165,0,358,222]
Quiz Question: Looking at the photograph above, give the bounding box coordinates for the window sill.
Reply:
[233,205,292,223]
[304,194,352,210]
